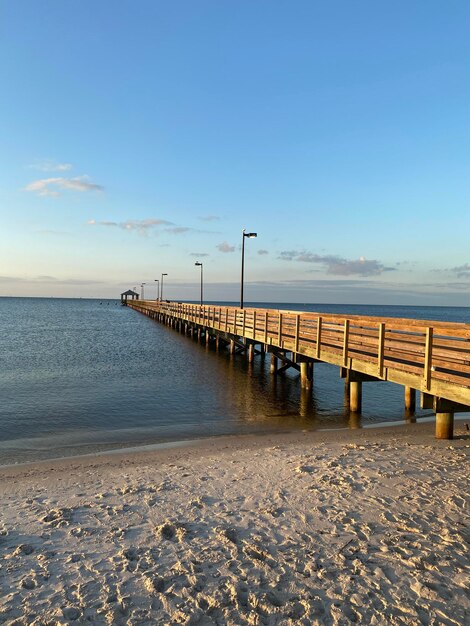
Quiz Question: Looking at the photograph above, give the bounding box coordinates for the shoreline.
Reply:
[1,421,468,625]
[0,416,468,476]
[0,414,467,474]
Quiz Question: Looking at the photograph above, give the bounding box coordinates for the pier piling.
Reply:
[300,361,312,391]
[350,381,362,413]
[405,386,416,412]
[436,412,454,440]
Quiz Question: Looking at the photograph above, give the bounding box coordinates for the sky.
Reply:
[1,1,469,305]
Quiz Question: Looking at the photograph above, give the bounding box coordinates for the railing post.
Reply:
[294,314,300,354]
[342,320,350,367]
[424,327,433,390]
[278,313,283,347]
[378,322,385,378]
[316,317,322,359]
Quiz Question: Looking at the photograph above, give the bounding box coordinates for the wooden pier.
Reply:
[126,300,470,439]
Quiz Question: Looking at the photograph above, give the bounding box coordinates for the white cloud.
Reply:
[217,242,236,253]
[450,263,470,278]
[198,215,220,222]
[24,176,103,197]
[87,218,218,237]
[278,250,395,276]
[87,218,173,233]
[326,258,395,276]
[165,227,192,234]
[29,160,73,172]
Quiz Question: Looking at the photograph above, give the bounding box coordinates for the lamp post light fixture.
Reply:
[141,282,146,299]
[194,262,203,305]
[161,273,168,301]
[240,228,257,309]
[154,279,159,301]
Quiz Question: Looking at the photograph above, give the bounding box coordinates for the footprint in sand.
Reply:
[121,546,141,572]
[13,544,34,556]
[144,575,166,593]
[156,522,176,540]
[216,526,239,545]
[446,494,466,509]
[69,526,96,538]
[155,521,187,542]
[264,589,285,608]
[62,607,81,621]
[381,510,399,524]
[109,526,127,539]
[21,575,37,590]
[243,542,270,563]
[266,506,284,518]
[42,507,73,528]
[66,554,82,563]
[122,547,140,561]
[231,582,249,608]
[156,480,175,492]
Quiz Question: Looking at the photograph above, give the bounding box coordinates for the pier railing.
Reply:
[129,301,470,408]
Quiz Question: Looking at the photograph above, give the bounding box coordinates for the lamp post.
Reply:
[194,262,203,305]
[161,273,168,301]
[240,228,257,309]
[141,282,146,299]
[154,279,159,301]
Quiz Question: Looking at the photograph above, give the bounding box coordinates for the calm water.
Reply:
[0,298,469,465]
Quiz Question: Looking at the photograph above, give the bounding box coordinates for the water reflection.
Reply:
[184,329,429,433]
[196,333,354,431]
[348,412,361,429]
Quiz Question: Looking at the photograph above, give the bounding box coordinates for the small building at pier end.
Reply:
[120,289,139,305]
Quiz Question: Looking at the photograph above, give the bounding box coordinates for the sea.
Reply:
[1,297,469,466]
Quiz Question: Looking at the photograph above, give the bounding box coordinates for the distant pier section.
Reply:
[126,300,470,440]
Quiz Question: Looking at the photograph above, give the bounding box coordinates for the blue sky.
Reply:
[1,1,469,304]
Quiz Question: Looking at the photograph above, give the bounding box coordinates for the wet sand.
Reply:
[0,421,469,625]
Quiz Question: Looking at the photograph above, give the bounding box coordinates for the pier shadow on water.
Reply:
[194,332,431,432]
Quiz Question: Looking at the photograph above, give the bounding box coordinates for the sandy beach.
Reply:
[0,422,469,626]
